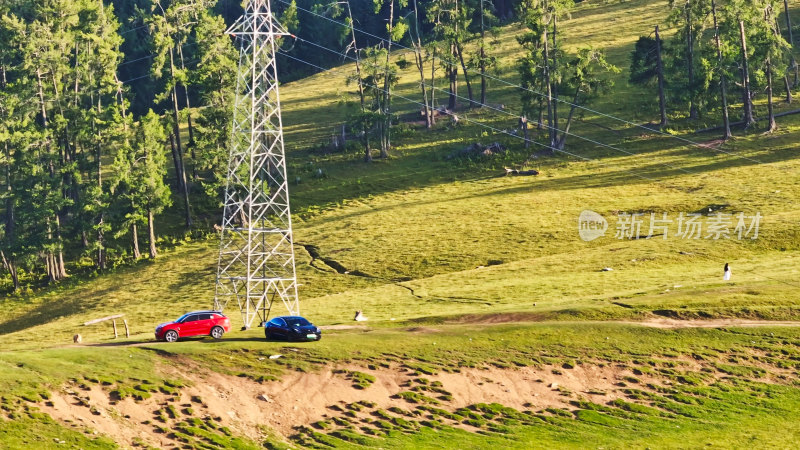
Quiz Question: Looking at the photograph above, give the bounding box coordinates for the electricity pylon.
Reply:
[214,0,299,329]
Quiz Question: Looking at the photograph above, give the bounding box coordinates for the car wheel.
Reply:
[165,330,178,343]
[264,331,272,341]
[211,326,224,340]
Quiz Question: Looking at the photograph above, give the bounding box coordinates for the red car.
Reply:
[155,310,231,342]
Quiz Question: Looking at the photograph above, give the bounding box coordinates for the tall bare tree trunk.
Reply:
[784,0,798,86]
[712,0,731,140]
[773,12,794,103]
[655,25,668,129]
[1,251,19,291]
[556,85,581,150]
[537,95,544,129]
[767,56,778,132]
[520,116,529,148]
[168,131,182,190]
[448,43,458,111]
[132,223,141,259]
[551,16,559,136]
[739,19,755,128]
[169,47,192,228]
[148,209,157,259]
[178,45,197,180]
[95,97,106,270]
[456,44,475,108]
[430,44,437,124]
[412,0,432,128]
[37,68,66,281]
[480,0,487,106]
[345,1,371,162]
[767,5,778,132]
[55,215,67,280]
[542,28,555,150]
[380,0,394,158]
[686,2,698,120]
[173,133,192,228]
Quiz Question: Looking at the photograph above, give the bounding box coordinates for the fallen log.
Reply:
[504,167,539,176]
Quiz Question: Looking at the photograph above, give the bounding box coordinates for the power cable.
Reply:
[277,0,766,165]
[280,51,679,185]
[292,34,700,178]
[279,50,800,291]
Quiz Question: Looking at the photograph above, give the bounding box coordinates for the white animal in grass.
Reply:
[723,263,731,281]
[354,310,368,322]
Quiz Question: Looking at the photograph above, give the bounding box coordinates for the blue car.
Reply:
[265,316,322,341]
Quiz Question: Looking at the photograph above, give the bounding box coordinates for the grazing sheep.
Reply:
[73,334,82,344]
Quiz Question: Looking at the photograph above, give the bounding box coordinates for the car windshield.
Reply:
[285,317,311,327]
[175,313,191,323]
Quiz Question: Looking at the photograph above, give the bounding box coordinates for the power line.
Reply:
[119,23,150,36]
[291,34,700,179]
[279,51,674,185]
[279,50,800,292]
[277,0,766,166]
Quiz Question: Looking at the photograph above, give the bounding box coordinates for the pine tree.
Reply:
[112,111,171,260]
[192,8,237,205]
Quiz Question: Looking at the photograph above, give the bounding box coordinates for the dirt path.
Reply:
[56,317,800,350]
[618,318,800,329]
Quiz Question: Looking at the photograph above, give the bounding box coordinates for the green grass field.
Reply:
[1,0,799,447]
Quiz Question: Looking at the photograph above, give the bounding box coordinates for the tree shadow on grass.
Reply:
[0,284,123,337]
[303,141,798,228]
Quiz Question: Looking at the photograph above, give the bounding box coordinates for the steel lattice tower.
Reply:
[214,0,299,329]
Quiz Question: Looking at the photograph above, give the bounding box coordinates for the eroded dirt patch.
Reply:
[37,359,664,447]
[37,346,798,448]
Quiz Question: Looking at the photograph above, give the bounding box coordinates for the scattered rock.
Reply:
[269,354,282,360]
[549,383,559,389]
[354,310,368,322]
[601,267,614,272]
[257,394,273,403]
[73,334,82,344]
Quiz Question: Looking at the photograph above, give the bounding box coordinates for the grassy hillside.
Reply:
[1,0,799,447]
